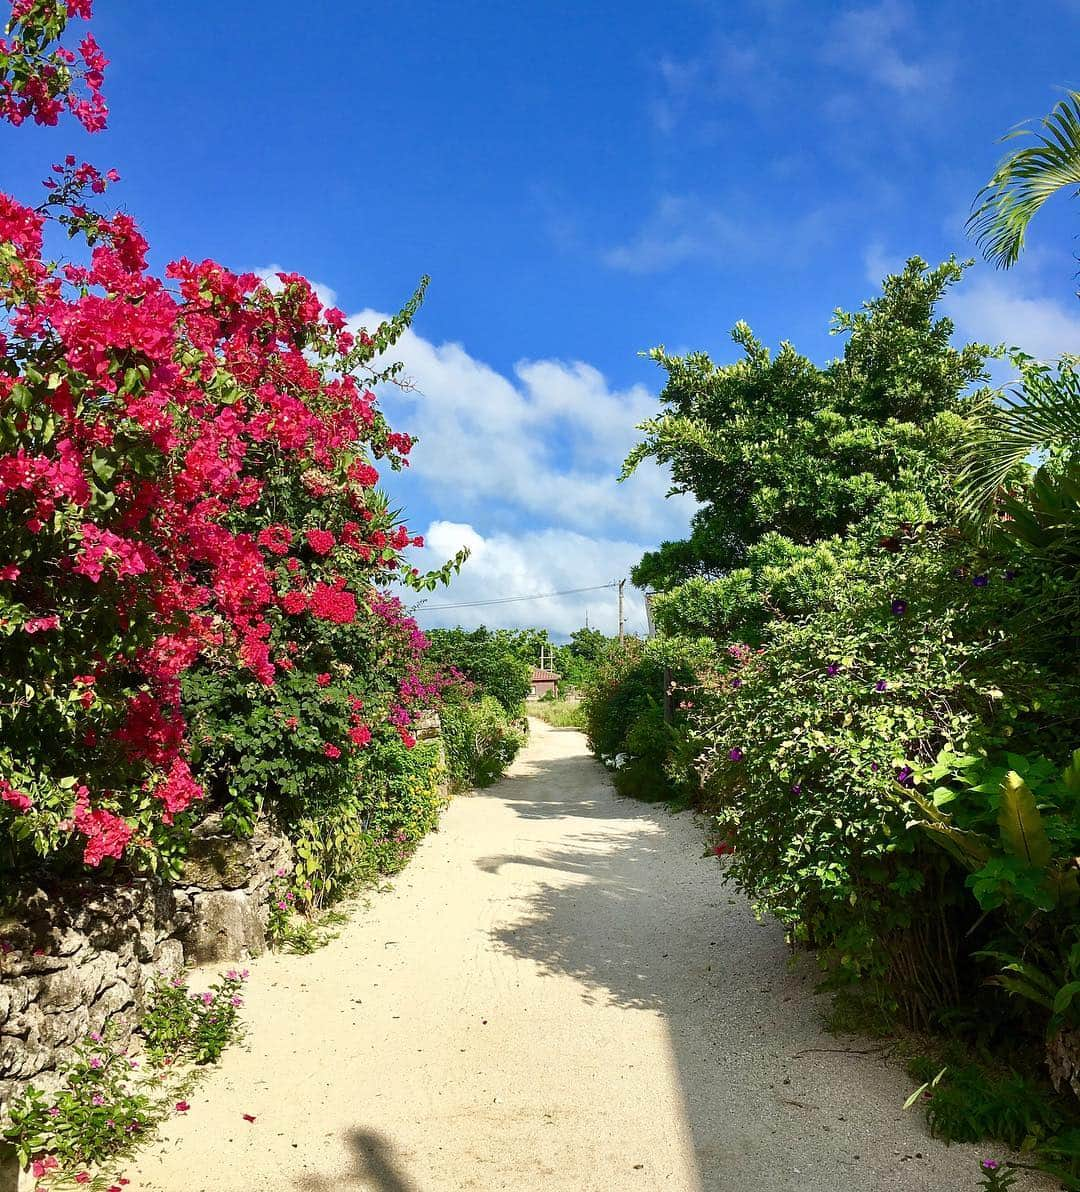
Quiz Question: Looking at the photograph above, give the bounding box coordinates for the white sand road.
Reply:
[128,719,1056,1192]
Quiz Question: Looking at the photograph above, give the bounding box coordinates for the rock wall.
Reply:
[0,822,292,1114]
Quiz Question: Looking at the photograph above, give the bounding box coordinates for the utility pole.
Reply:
[618,578,625,642]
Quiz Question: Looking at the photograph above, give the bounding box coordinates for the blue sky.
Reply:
[4,0,1079,636]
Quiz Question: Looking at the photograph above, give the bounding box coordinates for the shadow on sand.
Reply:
[295,1129,417,1192]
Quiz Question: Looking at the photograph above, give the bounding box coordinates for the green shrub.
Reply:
[906,1046,1078,1182]
[580,639,665,761]
[440,692,525,790]
[286,736,448,909]
[693,527,1079,1026]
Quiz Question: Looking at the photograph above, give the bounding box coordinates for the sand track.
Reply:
[129,719,1051,1191]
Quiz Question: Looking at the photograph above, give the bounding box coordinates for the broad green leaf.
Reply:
[997,771,1052,868]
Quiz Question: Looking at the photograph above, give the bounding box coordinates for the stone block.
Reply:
[183,890,266,965]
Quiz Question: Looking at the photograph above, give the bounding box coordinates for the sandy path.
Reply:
[129,719,1052,1192]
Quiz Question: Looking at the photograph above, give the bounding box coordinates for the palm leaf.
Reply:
[957,355,1080,521]
[968,90,1080,269]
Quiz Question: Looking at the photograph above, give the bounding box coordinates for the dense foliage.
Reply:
[439,687,526,790]
[598,239,1080,1165]
[424,626,533,714]
[0,3,470,879]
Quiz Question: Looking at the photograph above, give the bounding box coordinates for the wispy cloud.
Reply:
[945,272,1080,362]
[602,194,837,274]
[824,0,949,96]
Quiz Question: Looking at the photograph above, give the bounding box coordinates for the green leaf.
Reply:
[997,771,1052,869]
[1052,981,1080,1015]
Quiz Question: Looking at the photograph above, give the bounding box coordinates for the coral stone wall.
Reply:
[0,824,292,1113]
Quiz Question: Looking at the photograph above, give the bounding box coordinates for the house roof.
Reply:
[530,668,561,681]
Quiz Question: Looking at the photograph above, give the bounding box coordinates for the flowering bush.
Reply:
[3,970,248,1187]
[138,970,247,1065]
[0,161,458,872]
[0,57,464,873]
[688,524,1078,1025]
[2,1032,156,1173]
[1,0,107,131]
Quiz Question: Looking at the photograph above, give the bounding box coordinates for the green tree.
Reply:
[423,627,533,713]
[623,259,988,593]
[624,259,987,605]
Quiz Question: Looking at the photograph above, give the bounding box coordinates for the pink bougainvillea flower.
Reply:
[323,742,341,759]
[305,528,335,555]
[0,780,33,813]
[23,615,60,633]
[175,1100,190,1112]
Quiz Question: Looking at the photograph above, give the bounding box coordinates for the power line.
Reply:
[414,581,618,613]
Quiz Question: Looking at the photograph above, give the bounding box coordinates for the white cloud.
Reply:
[254,265,338,312]
[603,195,836,274]
[863,241,906,286]
[407,521,649,639]
[348,308,698,539]
[945,273,1080,362]
[824,0,938,95]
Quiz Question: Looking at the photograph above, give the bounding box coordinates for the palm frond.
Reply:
[967,90,1080,269]
[957,354,1080,518]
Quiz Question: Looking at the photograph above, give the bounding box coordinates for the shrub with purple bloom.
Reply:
[891,599,907,616]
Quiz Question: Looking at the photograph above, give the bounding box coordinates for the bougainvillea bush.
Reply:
[0,1,462,877]
[0,0,107,131]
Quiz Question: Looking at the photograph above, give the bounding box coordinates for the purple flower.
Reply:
[730,677,742,688]
[981,1160,1000,1172]
[47,1106,60,1118]
[88,1056,103,1070]
[895,765,914,788]
[972,574,988,588]
[870,762,879,773]
[1004,569,1016,581]
[89,1031,102,1043]
[728,748,744,762]
[791,783,802,795]
[826,663,840,677]
[891,599,907,616]
[91,1093,105,1107]
[874,680,887,692]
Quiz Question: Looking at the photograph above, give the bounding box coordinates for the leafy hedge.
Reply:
[439,690,526,790]
[286,736,449,910]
